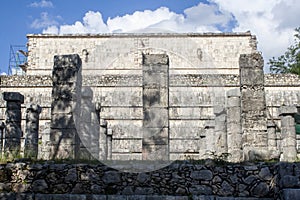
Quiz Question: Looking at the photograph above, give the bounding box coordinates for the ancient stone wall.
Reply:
[0,161,300,199]
[0,161,280,198]
[26,33,256,76]
[1,33,300,162]
[1,72,300,161]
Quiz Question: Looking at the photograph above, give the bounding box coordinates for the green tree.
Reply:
[269,27,300,75]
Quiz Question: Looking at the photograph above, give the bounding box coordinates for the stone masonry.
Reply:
[1,33,300,162]
[3,92,24,158]
[24,104,42,158]
[2,160,300,199]
[50,54,82,159]
[240,53,268,160]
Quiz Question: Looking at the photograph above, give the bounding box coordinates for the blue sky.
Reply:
[0,0,299,74]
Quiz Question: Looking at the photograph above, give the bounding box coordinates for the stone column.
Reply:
[142,54,169,160]
[279,106,297,162]
[226,88,243,162]
[99,118,107,160]
[214,105,227,156]
[50,54,82,159]
[24,104,42,159]
[3,92,24,158]
[240,52,268,161]
[203,120,215,159]
[106,128,113,160]
[267,120,279,159]
[0,122,5,155]
[79,87,99,160]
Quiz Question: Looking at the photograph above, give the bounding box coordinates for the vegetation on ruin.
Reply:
[269,27,300,75]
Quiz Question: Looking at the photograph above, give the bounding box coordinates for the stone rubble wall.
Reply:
[0,161,282,199]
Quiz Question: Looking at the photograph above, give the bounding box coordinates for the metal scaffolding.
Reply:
[8,45,28,75]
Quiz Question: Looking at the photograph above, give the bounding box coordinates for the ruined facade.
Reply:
[1,33,300,163]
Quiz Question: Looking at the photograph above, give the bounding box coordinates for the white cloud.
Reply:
[211,0,300,71]
[40,1,300,72]
[0,72,7,76]
[29,0,53,8]
[31,12,59,29]
[58,11,108,34]
[44,3,234,34]
[43,25,59,34]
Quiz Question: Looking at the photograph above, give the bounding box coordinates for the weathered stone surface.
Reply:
[32,179,48,193]
[3,92,24,158]
[190,170,213,181]
[50,54,82,160]
[24,104,42,159]
[102,171,121,184]
[251,182,269,197]
[189,185,213,195]
[3,92,24,103]
[279,106,297,116]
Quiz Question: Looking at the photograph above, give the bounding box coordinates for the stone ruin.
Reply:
[1,32,300,164]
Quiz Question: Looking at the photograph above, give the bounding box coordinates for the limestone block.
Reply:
[51,100,73,114]
[170,126,204,139]
[227,88,240,97]
[170,153,199,160]
[108,120,143,139]
[143,88,168,107]
[239,53,264,85]
[50,114,76,129]
[226,97,240,108]
[50,144,76,159]
[5,110,22,122]
[3,92,24,103]
[142,144,168,160]
[112,153,142,160]
[50,129,77,145]
[143,71,168,87]
[52,84,77,98]
[52,68,78,83]
[4,124,22,138]
[100,107,143,120]
[279,106,297,116]
[54,54,81,69]
[142,54,169,65]
[143,108,168,128]
[99,87,142,107]
[142,128,168,145]
[169,139,199,153]
[112,139,142,153]
[169,87,212,106]
[169,107,213,120]
[6,102,22,110]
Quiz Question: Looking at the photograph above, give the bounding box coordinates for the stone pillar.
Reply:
[99,118,107,160]
[50,54,82,159]
[0,122,5,155]
[279,106,297,162]
[240,52,268,160]
[226,89,243,162]
[79,87,99,160]
[106,128,113,160]
[24,104,42,159]
[214,105,227,156]
[203,120,215,159]
[267,120,279,159]
[3,92,24,158]
[142,54,169,160]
